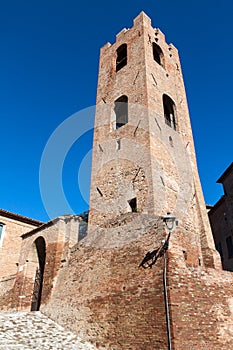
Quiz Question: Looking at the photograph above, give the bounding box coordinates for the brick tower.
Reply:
[35,12,233,350]
[1,12,233,350]
[88,11,219,269]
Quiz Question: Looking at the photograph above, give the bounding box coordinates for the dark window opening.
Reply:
[31,237,46,311]
[216,242,223,260]
[183,250,187,261]
[226,236,233,259]
[169,136,173,147]
[163,94,177,131]
[114,95,128,129]
[0,224,3,240]
[153,42,164,67]
[128,198,137,212]
[116,44,127,72]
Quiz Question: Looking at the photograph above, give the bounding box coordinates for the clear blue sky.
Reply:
[0,0,232,222]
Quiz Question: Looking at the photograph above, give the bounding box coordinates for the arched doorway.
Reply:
[30,237,46,311]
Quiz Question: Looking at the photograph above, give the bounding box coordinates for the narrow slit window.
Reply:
[0,224,4,242]
[163,94,177,131]
[169,136,173,147]
[152,43,164,67]
[183,250,187,261]
[114,95,128,129]
[216,242,223,260]
[226,236,233,259]
[116,44,127,72]
[0,223,5,247]
[128,198,137,212]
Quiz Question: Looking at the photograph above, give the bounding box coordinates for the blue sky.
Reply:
[0,0,232,222]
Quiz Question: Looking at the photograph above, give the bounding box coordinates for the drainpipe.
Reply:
[162,213,176,350]
[163,250,172,350]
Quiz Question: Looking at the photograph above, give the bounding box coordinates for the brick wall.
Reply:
[42,219,170,350]
[168,250,233,349]
[38,223,233,349]
[208,164,233,271]
[0,215,84,312]
[0,211,42,281]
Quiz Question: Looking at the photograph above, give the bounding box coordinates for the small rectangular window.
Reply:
[0,224,3,239]
[0,223,5,247]
[116,44,127,72]
[163,94,177,131]
[216,242,223,260]
[226,236,233,259]
[114,95,128,129]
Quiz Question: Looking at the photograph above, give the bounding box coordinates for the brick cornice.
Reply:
[0,209,43,227]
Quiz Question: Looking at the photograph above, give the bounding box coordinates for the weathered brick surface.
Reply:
[168,251,233,349]
[38,224,233,349]
[42,220,169,350]
[0,215,85,312]
[88,12,220,270]
[0,210,42,282]
[208,163,233,271]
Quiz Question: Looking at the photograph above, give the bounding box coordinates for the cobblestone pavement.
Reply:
[0,311,97,349]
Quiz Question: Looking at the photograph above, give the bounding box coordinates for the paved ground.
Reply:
[0,311,97,349]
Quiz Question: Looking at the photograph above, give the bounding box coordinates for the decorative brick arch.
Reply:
[15,236,47,311]
[14,215,80,312]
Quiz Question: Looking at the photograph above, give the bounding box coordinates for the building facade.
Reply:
[208,163,233,271]
[0,209,43,279]
[0,213,87,312]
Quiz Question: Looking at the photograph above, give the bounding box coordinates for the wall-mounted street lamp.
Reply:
[163,212,176,232]
[162,212,176,350]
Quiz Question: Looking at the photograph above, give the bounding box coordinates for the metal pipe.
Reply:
[163,250,172,350]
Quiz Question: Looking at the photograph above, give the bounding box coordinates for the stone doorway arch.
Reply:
[27,236,46,311]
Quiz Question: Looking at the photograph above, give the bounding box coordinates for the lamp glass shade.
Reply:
[163,212,176,231]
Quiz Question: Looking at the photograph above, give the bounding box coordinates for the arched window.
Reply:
[153,42,164,67]
[163,94,177,130]
[116,44,127,72]
[114,95,128,129]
